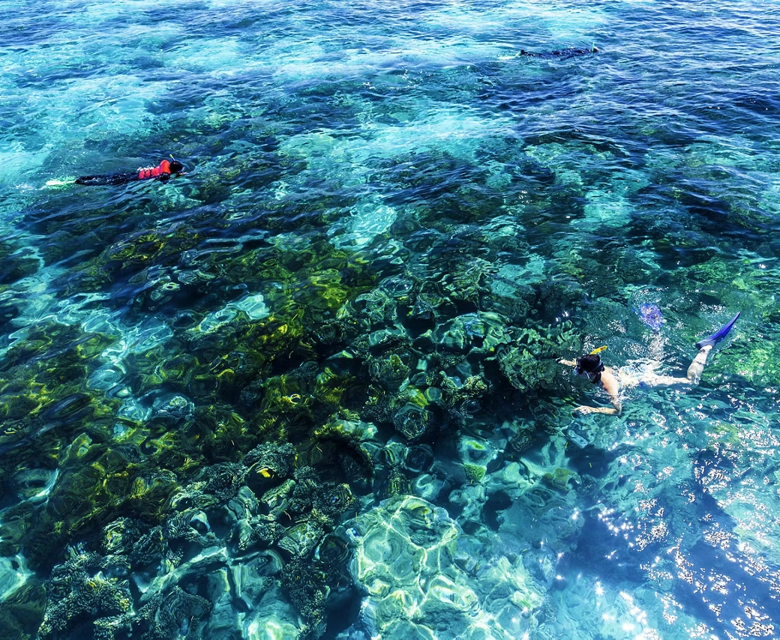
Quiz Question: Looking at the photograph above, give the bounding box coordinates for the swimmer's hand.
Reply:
[159,171,187,181]
[559,358,576,367]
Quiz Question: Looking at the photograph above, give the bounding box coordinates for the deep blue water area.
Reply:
[1,0,780,638]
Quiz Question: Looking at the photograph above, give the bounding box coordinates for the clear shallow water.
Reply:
[1,0,780,638]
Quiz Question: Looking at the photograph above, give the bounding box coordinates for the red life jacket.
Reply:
[138,159,171,180]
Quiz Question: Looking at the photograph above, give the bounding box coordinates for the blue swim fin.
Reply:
[696,312,740,349]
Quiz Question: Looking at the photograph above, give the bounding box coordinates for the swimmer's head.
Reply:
[169,160,184,173]
[574,352,605,384]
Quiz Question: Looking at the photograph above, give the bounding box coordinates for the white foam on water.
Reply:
[269,40,512,82]
[418,0,608,46]
[281,108,511,174]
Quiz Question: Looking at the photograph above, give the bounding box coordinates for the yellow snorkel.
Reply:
[589,345,608,355]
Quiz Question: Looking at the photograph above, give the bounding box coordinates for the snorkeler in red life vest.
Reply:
[75,159,185,186]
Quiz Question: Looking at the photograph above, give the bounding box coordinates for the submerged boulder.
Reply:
[346,496,543,639]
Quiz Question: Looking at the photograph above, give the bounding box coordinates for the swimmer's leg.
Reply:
[642,343,718,387]
[686,345,713,385]
[687,312,740,384]
[75,175,105,185]
[44,177,77,189]
[75,173,134,186]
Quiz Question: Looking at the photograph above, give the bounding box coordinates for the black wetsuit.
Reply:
[75,173,141,186]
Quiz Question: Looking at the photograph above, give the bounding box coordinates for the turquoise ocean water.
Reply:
[1,0,780,638]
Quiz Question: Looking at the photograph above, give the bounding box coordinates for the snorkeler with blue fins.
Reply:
[560,312,740,416]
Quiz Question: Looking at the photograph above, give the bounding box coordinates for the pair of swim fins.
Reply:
[696,312,741,349]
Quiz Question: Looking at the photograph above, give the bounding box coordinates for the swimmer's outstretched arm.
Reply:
[574,403,621,416]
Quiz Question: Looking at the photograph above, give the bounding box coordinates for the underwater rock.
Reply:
[202,462,247,504]
[440,258,494,308]
[384,468,412,498]
[232,548,284,611]
[411,473,445,502]
[500,483,582,558]
[351,288,397,326]
[507,424,536,457]
[368,353,411,391]
[154,516,207,557]
[498,322,579,394]
[242,589,302,639]
[0,578,46,640]
[458,436,499,486]
[151,393,194,423]
[312,482,356,521]
[448,484,487,524]
[39,548,133,638]
[484,462,532,503]
[392,403,435,442]
[278,520,325,558]
[439,373,489,421]
[228,485,261,519]
[314,416,378,444]
[0,553,31,602]
[10,468,57,501]
[287,466,318,514]
[304,422,377,489]
[239,519,287,551]
[380,440,408,469]
[403,444,434,475]
[281,557,330,639]
[435,312,511,355]
[101,518,141,556]
[0,242,40,286]
[260,478,296,519]
[105,585,211,640]
[367,327,409,350]
[235,519,261,552]
[542,467,581,492]
[347,496,536,639]
[202,566,238,638]
[244,443,297,496]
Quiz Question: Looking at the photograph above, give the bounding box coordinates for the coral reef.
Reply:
[3,8,778,639]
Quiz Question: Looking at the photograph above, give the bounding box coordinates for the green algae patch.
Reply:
[542,467,580,491]
[463,464,486,484]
